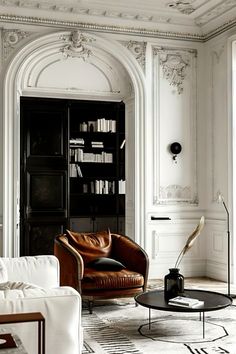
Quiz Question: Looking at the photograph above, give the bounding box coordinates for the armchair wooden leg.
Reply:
[88,300,94,314]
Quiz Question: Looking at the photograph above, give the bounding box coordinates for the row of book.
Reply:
[83,180,116,194]
[70,138,85,148]
[70,140,104,149]
[80,119,116,133]
[70,149,113,163]
[81,181,125,194]
[168,296,204,308]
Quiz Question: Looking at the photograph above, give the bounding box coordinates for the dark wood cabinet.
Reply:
[20,97,125,256]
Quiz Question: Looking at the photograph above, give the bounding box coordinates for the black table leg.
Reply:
[202,312,205,339]
[149,308,151,330]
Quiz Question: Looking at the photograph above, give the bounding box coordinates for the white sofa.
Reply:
[0,255,82,354]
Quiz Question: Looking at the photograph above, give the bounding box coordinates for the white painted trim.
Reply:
[2,30,146,256]
[230,35,236,285]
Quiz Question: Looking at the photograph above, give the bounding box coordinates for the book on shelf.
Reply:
[70,138,85,147]
[118,180,126,194]
[91,141,104,148]
[168,296,204,308]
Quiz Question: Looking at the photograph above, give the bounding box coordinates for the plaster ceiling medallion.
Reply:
[60,30,94,60]
[167,0,195,15]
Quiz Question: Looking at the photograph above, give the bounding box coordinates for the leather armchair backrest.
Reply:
[66,229,112,265]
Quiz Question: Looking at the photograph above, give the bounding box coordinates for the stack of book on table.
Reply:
[168,296,204,308]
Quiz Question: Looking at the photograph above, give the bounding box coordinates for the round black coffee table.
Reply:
[135,289,232,340]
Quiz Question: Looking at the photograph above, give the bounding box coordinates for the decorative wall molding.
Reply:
[210,44,227,203]
[60,30,94,60]
[19,31,131,99]
[152,46,198,205]
[2,30,146,256]
[159,185,193,202]
[212,44,225,64]
[122,41,146,71]
[153,47,197,94]
[2,29,31,61]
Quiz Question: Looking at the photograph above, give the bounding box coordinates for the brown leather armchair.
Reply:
[54,229,149,313]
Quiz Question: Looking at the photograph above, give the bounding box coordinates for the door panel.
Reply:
[20,97,68,256]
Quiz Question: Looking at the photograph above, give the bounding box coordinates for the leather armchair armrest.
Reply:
[111,233,149,290]
[54,235,84,293]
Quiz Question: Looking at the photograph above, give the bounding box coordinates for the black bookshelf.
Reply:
[20,97,125,256]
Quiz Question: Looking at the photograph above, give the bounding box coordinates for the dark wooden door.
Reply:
[20,97,68,256]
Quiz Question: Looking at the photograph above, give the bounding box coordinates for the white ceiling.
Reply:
[0,0,236,39]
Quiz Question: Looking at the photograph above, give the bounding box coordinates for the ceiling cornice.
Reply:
[0,13,236,42]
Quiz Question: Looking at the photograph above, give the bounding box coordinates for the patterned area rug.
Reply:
[82,301,236,354]
[82,279,236,354]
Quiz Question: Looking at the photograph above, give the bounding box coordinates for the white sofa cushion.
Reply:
[0,259,8,282]
[2,256,59,288]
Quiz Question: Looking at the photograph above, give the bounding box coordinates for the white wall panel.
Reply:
[206,220,227,281]
[152,46,198,205]
[147,218,206,279]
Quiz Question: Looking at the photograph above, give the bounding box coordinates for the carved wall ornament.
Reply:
[159,184,198,204]
[159,52,190,94]
[2,29,30,60]
[60,30,94,60]
[124,41,146,70]
[212,45,225,64]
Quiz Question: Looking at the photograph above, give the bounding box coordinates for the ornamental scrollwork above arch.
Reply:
[60,30,95,60]
[122,40,146,71]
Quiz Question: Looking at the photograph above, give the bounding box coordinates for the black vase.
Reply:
[164,268,184,300]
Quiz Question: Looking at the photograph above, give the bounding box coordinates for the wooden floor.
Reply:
[148,277,236,296]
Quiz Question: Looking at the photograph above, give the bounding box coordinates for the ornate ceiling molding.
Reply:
[167,1,195,15]
[0,13,236,42]
[195,0,236,26]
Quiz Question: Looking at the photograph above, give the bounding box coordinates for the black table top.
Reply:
[135,289,232,313]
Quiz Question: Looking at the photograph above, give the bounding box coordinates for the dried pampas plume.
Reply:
[175,216,205,268]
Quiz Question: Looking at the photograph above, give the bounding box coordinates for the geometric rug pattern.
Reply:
[82,279,236,354]
[82,302,236,353]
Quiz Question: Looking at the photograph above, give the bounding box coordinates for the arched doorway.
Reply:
[2,30,146,256]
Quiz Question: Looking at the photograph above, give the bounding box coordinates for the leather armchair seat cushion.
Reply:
[66,229,112,264]
[82,268,144,290]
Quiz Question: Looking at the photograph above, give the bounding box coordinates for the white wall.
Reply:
[0,20,235,282]
[204,31,234,282]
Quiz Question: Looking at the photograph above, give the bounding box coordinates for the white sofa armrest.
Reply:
[0,287,82,354]
[1,256,60,288]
